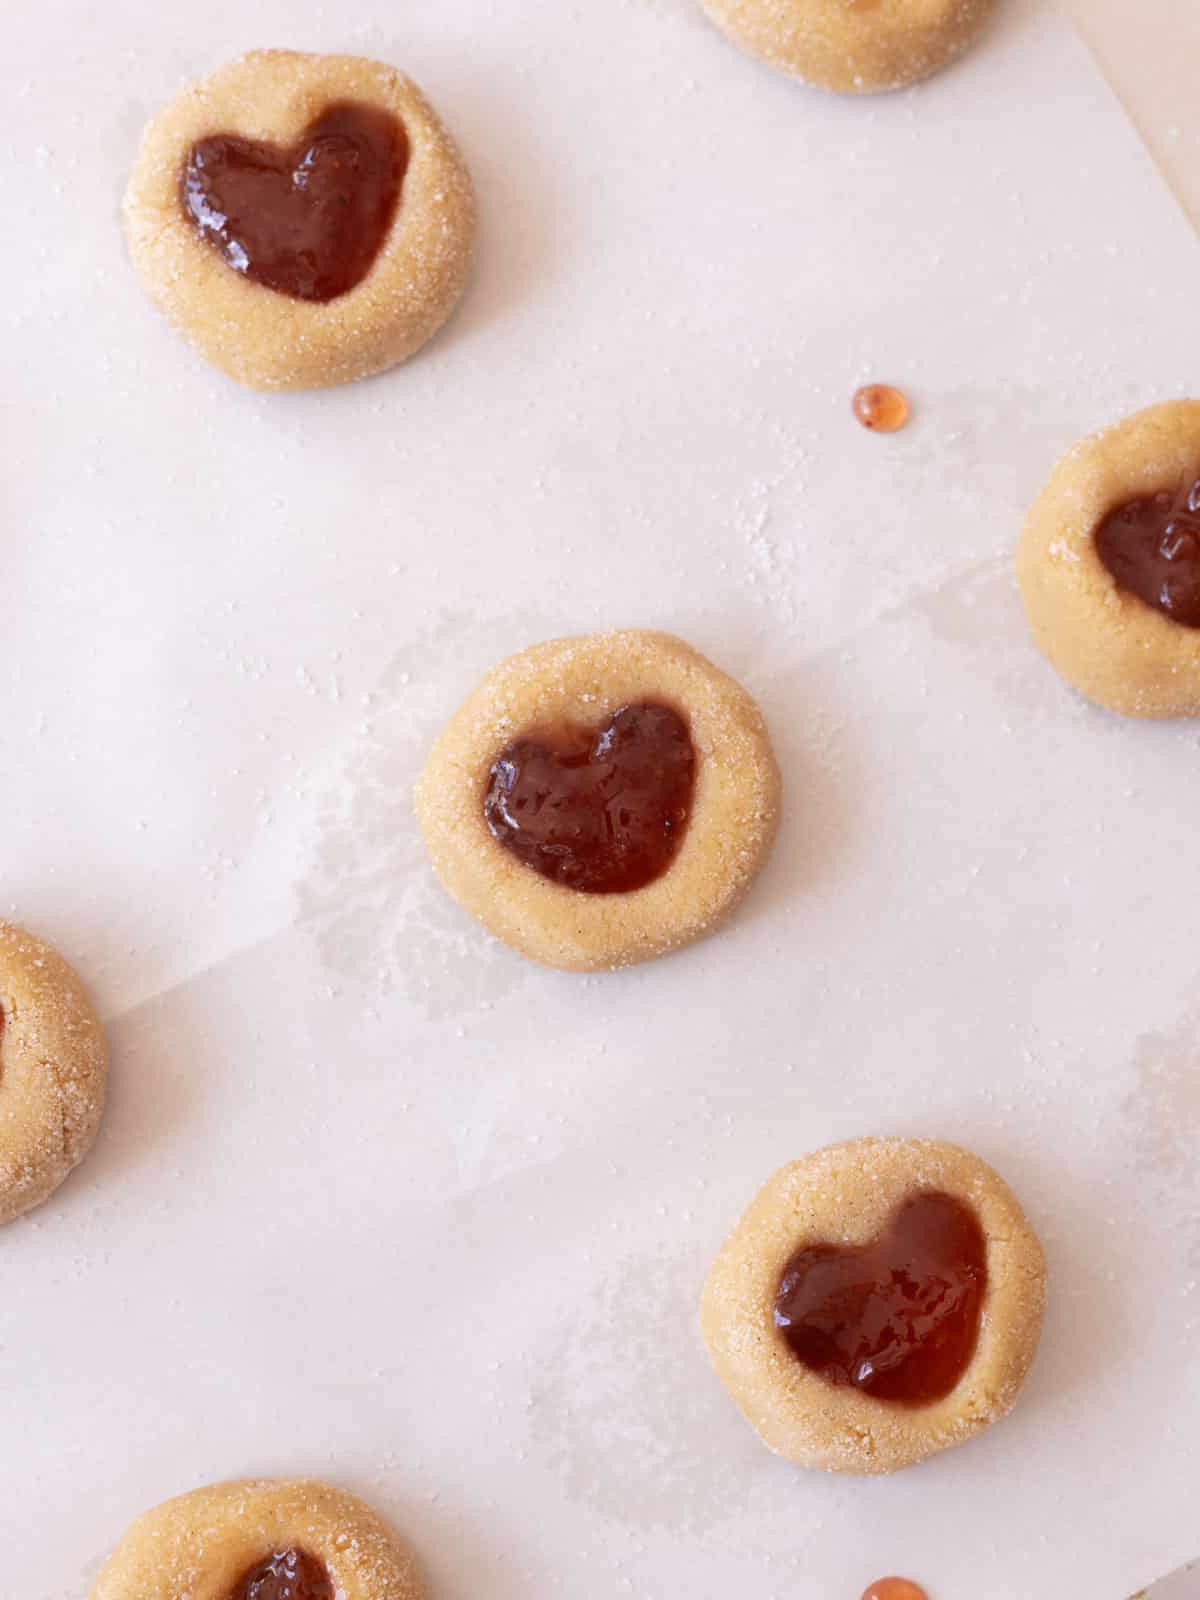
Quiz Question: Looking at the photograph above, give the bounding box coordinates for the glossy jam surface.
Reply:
[861,1581,928,1600]
[1094,475,1200,627]
[182,103,408,302]
[774,1191,986,1406]
[853,384,909,433]
[483,703,695,894]
[230,1549,334,1600]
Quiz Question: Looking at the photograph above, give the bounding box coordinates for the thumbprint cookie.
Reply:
[124,50,475,389]
[415,630,781,971]
[1017,399,1200,717]
[0,920,108,1226]
[91,1478,425,1600]
[701,0,997,94]
[701,1136,1046,1473]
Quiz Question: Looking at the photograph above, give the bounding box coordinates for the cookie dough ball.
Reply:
[91,1479,424,1600]
[415,630,781,971]
[1017,400,1200,718]
[0,920,108,1226]
[124,50,476,390]
[701,1137,1046,1474]
[700,0,998,94]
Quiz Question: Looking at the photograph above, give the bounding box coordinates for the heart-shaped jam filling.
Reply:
[774,1191,987,1406]
[230,1548,333,1600]
[483,702,695,894]
[1094,474,1200,627]
[182,103,408,303]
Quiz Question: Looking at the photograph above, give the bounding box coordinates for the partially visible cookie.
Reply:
[415,630,781,972]
[0,920,108,1226]
[124,50,476,390]
[701,1137,1046,1474]
[91,1479,424,1600]
[1016,399,1200,718]
[700,0,997,94]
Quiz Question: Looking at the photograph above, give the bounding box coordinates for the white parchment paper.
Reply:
[4,1,1200,1595]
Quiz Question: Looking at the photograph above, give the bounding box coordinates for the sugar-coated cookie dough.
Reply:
[700,0,997,94]
[700,1137,1046,1474]
[1016,400,1200,718]
[91,1479,425,1600]
[0,920,108,1226]
[124,50,476,390]
[415,630,781,971]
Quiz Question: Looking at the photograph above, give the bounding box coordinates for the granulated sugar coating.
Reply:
[90,1479,425,1600]
[700,0,998,94]
[123,51,476,390]
[0,920,108,1226]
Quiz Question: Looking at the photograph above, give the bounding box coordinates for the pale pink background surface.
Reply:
[3,2,1199,1597]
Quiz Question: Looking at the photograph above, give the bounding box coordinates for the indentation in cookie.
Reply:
[773,1190,986,1405]
[1094,474,1200,627]
[182,103,408,302]
[230,1548,334,1600]
[483,702,695,894]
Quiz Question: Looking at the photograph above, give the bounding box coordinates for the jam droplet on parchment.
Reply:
[861,1580,928,1600]
[853,384,910,433]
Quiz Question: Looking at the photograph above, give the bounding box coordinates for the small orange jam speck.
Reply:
[861,1580,928,1600]
[852,384,910,433]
